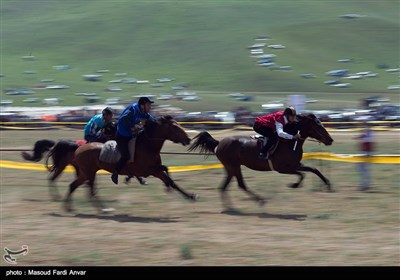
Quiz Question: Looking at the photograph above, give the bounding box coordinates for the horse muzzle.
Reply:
[183,138,191,146]
[325,138,334,146]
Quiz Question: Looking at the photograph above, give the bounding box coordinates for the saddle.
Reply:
[250,135,279,157]
[99,141,121,164]
[99,138,137,164]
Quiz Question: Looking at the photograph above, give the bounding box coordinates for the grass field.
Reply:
[0,128,399,265]
[1,0,399,108]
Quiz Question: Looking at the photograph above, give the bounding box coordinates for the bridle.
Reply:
[298,117,327,145]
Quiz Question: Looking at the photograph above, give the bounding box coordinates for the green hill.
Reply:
[1,0,399,107]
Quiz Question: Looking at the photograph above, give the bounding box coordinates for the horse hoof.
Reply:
[289,183,301,189]
[190,194,199,201]
[258,199,266,206]
[139,179,148,186]
[101,208,115,213]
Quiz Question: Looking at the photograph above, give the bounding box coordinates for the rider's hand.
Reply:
[293,133,301,140]
[132,124,144,133]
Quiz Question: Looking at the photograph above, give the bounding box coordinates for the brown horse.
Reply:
[46,116,197,212]
[189,113,334,208]
[21,122,146,200]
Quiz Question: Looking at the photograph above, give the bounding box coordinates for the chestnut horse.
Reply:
[189,113,334,208]
[21,122,146,199]
[46,116,197,211]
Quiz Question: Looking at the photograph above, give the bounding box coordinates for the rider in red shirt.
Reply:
[253,106,301,159]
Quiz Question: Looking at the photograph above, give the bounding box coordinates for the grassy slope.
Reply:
[1,0,399,107]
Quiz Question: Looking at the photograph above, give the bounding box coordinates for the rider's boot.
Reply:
[111,170,119,185]
[258,138,270,159]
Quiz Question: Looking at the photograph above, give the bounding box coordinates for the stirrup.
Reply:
[111,172,119,185]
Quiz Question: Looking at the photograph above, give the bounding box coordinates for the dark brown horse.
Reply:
[46,116,197,212]
[189,113,334,208]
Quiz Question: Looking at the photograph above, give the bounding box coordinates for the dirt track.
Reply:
[1,129,399,265]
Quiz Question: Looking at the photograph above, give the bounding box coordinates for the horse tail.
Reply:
[188,131,219,157]
[21,139,56,162]
[45,140,79,173]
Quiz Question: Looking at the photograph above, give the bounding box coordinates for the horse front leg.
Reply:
[297,164,332,191]
[153,169,197,201]
[288,170,305,189]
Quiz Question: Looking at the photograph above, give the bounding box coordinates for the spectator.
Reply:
[355,122,375,191]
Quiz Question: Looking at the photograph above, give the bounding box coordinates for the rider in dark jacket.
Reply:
[111,97,154,184]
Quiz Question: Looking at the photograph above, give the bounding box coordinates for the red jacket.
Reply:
[255,111,285,130]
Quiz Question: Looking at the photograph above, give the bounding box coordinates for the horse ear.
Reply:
[159,115,173,124]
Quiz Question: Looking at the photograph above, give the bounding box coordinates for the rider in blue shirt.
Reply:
[111,97,154,184]
[84,107,113,143]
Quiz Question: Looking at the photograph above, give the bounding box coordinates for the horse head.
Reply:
[147,116,191,146]
[297,113,334,146]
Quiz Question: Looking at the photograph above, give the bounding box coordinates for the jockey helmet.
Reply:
[102,107,113,116]
[284,106,296,116]
[138,96,154,106]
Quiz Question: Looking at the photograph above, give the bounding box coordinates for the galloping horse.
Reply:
[189,113,334,208]
[46,115,197,211]
[21,122,145,199]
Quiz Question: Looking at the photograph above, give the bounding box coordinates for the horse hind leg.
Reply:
[219,171,234,209]
[235,167,266,206]
[126,167,167,187]
[124,175,147,185]
[64,175,86,212]
[48,165,66,201]
[86,174,112,213]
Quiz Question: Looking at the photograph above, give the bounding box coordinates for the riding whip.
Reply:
[293,130,300,151]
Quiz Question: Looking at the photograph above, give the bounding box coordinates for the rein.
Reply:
[307,138,321,143]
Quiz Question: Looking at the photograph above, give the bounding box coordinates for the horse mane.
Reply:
[147,115,174,126]
[143,115,175,135]
[297,113,317,120]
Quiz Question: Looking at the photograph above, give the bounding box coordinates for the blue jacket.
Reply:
[117,103,153,137]
[84,114,107,137]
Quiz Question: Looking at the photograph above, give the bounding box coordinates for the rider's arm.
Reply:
[120,109,135,129]
[275,121,294,139]
[88,118,99,136]
[146,113,156,122]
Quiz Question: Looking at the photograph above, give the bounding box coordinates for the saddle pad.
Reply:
[99,140,121,164]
